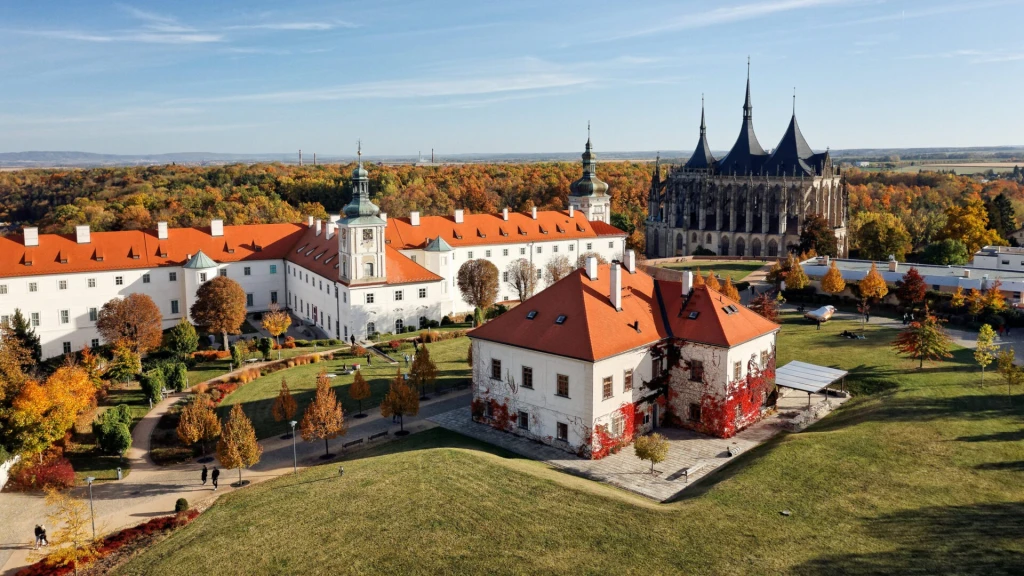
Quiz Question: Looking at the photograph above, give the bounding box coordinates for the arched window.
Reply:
[705,233,712,245]
[676,233,683,250]
[720,236,730,256]
[691,232,697,243]
[752,238,762,257]
[736,237,746,256]
[395,319,404,333]
[366,322,376,337]
[364,262,374,277]
[767,239,778,257]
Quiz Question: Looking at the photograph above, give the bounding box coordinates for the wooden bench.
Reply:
[368,430,388,441]
[342,438,364,449]
[682,463,708,482]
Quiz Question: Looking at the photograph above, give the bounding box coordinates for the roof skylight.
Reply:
[526,310,537,320]
[555,314,567,324]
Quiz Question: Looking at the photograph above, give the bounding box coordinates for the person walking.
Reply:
[211,467,220,491]
[350,334,356,347]
[201,464,208,486]
[38,526,47,548]
[902,313,907,325]
[33,525,44,549]
[816,319,821,331]
[366,353,372,365]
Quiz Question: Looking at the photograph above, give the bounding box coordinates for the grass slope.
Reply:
[117,314,1024,575]
[658,259,765,282]
[218,337,471,439]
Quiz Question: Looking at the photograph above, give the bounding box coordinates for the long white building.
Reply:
[0,147,625,359]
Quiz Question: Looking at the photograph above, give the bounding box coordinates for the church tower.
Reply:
[568,124,611,224]
[338,143,387,284]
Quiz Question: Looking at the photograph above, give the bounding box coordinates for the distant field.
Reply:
[657,259,765,282]
[893,162,1021,174]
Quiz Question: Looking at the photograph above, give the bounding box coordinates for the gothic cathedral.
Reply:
[645,66,848,259]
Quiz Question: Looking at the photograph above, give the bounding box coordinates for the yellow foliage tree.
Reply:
[260,304,292,359]
[271,378,297,425]
[859,262,889,301]
[951,286,966,309]
[692,267,705,286]
[704,270,721,291]
[937,195,1007,254]
[178,394,221,458]
[10,366,95,457]
[300,369,346,458]
[967,288,985,317]
[33,488,97,573]
[348,370,371,417]
[984,279,1006,311]
[380,369,419,434]
[217,404,262,487]
[721,277,741,301]
[820,261,847,295]
[784,256,810,290]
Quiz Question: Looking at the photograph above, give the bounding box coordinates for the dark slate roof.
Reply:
[764,113,817,176]
[183,250,217,269]
[715,75,767,176]
[570,138,610,197]
[684,106,716,170]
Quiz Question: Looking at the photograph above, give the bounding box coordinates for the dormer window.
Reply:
[305,248,315,256]
[296,244,307,254]
[688,311,699,320]
[325,255,335,265]
[555,315,567,324]
[526,310,537,320]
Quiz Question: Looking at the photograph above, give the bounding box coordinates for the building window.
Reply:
[556,374,569,397]
[490,359,502,380]
[395,319,404,333]
[60,310,69,325]
[624,369,633,392]
[199,272,207,282]
[553,245,558,253]
[394,290,404,301]
[169,272,177,282]
[611,414,624,437]
[410,255,417,263]
[141,273,150,284]
[365,293,375,304]
[485,250,492,258]
[219,269,227,277]
[609,242,614,248]
[271,291,278,304]
[760,351,768,368]
[91,338,99,348]
[733,361,742,381]
[364,263,374,277]
[468,251,474,259]
[58,280,67,290]
[690,360,704,382]
[115,276,124,286]
[502,249,508,256]
[270,264,277,274]
[171,300,179,314]
[602,376,613,400]
[63,342,72,355]
[536,269,542,280]
[689,403,701,422]
[367,321,376,335]
[569,244,575,251]
[502,271,509,282]
[556,422,568,441]
[244,266,251,276]
[417,288,425,299]
[586,243,592,250]
[29,282,38,292]
[520,248,526,255]
[89,308,97,322]
[0,284,6,294]
[518,411,529,430]
[31,312,39,327]
[246,293,254,307]
[536,246,542,254]
[522,366,533,389]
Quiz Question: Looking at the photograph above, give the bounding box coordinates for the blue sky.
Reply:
[0,0,1022,155]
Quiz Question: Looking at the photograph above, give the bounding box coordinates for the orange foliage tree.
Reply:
[892,308,954,369]
[217,404,262,487]
[271,378,298,435]
[96,293,163,354]
[348,370,371,417]
[380,369,419,434]
[191,276,248,353]
[260,304,292,359]
[300,370,346,458]
[9,366,95,457]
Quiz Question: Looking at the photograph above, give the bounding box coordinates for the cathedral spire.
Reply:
[685,95,716,171]
[743,56,752,118]
[700,94,706,135]
[570,123,608,198]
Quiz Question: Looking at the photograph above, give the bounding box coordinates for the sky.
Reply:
[0,0,1022,156]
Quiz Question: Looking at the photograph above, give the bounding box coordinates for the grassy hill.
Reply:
[115,314,1024,575]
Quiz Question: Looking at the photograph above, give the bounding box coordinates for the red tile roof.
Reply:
[385,210,625,250]
[0,223,306,279]
[384,246,443,285]
[470,265,778,361]
[590,220,627,237]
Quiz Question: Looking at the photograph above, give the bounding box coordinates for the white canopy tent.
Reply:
[775,360,848,407]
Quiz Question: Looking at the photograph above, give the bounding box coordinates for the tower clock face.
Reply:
[361,228,374,249]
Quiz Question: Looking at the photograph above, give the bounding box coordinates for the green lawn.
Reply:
[116,314,1024,575]
[218,337,471,439]
[659,259,766,282]
[187,346,348,387]
[66,383,150,482]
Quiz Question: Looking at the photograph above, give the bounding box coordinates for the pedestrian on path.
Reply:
[212,467,220,491]
[816,320,821,331]
[33,525,46,549]
[366,353,372,365]
[201,464,208,486]
[350,335,356,346]
[902,313,908,325]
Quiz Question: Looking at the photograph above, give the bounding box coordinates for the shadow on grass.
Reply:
[975,461,1024,471]
[664,433,787,503]
[958,429,1024,443]
[808,391,1024,434]
[792,501,1024,575]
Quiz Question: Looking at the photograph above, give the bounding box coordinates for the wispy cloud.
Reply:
[898,48,1024,64]
[226,21,355,31]
[817,0,1016,29]
[591,0,853,43]
[18,29,223,44]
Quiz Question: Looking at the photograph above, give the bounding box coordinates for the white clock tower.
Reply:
[338,145,386,285]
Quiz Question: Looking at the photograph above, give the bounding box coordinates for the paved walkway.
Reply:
[430,389,849,502]
[0,384,471,575]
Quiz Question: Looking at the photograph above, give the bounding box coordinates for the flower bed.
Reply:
[7,455,75,491]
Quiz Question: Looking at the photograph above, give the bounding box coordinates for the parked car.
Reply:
[804,305,836,322]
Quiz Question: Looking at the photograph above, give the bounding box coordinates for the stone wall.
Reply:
[0,455,20,492]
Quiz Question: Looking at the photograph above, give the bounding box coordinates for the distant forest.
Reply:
[2,162,1023,259]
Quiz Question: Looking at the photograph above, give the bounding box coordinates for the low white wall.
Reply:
[0,455,20,492]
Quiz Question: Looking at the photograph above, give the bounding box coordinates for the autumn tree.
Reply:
[967,288,985,318]
[504,259,537,302]
[851,212,912,261]
[951,286,966,309]
[217,403,262,487]
[937,195,1005,254]
[892,309,954,369]
[7,309,41,366]
[271,378,298,435]
[784,256,810,290]
[704,270,721,291]
[190,276,248,353]
[997,348,1024,402]
[575,251,608,269]
[348,370,371,418]
[984,279,1007,312]
[106,341,141,384]
[300,369,346,458]
[820,261,846,295]
[798,213,839,257]
[858,262,889,331]
[722,277,741,301]
[166,318,199,361]
[35,488,98,574]
[895,267,927,308]
[692,267,706,286]
[409,343,438,398]
[96,293,163,355]
[9,366,95,457]
[633,433,669,474]
[749,293,779,323]
[380,369,419,434]
[261,304,292,359]
[544,254,574,285]
[177,395,221,458]
[975,324,997,384]
[457,259,500,312]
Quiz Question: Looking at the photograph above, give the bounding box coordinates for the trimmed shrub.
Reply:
[140,370,165,403]
[174,498,189,513]
[441,315,453,326]
[167,363,189,392]
[98,422,132,456]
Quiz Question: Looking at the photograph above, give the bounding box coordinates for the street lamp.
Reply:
[289,420,298,474]
[85,477,96,541]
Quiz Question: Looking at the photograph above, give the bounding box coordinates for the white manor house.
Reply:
[0,148,625,359]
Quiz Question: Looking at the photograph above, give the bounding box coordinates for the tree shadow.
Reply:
[975,461,1024,471]
[666,434,788,503]
[958,429,1024,443]
[791,501,1024,576]
[808,392,1024,434]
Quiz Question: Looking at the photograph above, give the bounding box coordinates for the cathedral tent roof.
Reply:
[684,103,716,171]
[764,113,817,177]
[715,66,768,176]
